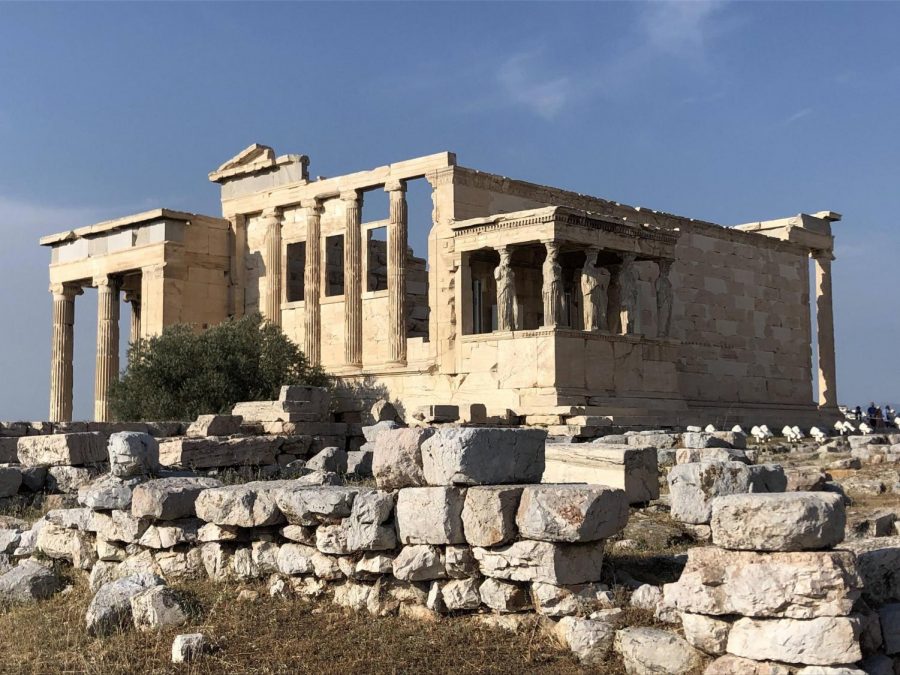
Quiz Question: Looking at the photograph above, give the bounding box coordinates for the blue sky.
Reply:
[0,1,897,420]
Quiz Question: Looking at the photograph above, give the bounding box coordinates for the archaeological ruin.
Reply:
[40,144,841,430]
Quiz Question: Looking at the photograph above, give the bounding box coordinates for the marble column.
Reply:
[125,292,141,344]
[94,275,120,422]
[302,199,323,366]
[261,207,283,326]
[386,179,408,364]
[341,190,363,367]
[48,283,80,422]
[542,241,563,328]
[813,250,838,408]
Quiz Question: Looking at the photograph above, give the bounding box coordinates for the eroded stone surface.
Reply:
[420,428,546,486]
[726,616,862,665]
[132,477,222,521]
[474,540,604,585]
[395,487,465,545]
[516,484,628,543]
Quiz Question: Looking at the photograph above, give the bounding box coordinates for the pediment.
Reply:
[214,143,276,173]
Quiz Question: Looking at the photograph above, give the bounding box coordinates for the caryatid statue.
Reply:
[495,247,517,331]
[618,253,639,334]
[655,259,674,338]
[580,248,610,331]
[542,242,564,327]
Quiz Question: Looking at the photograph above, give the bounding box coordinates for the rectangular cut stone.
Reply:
[516,484,628,543]
[274,486,359,525]
[542,445,658,504]
[194,481,293,527]
[17,433,106,467]
[663,546,861,619]
[461,486,523,547]
[185,415,243,438]
[710,492,845,551]
[726,616,862,666]
[395,487,466,545]
[131,477,223,521]
[0,438,18,463]
[420,428,546,486]
[231,400,325,423]
[158,436,279,468]
[668,461,786,525]
[473,540,604,585]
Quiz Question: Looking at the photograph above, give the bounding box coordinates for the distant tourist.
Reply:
[867,402,878,426]
[854,406,863,421]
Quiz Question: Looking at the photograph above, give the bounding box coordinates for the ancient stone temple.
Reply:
[40,145,841,428]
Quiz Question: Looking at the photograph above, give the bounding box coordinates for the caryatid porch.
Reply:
[451,206,679,338]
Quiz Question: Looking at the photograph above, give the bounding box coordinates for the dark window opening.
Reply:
[286,241,306,302]
[325,234,344,296]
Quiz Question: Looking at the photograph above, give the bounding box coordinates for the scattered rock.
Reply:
[171,633,213,664]
[614,626,703,674]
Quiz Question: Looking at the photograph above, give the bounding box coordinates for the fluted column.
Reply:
[813,250,838,408]
[94,275,121,422]
[302,198,323,366]
[386,180,408,365]
[125,292,141,344]
[341,190,363,367]
[261,207,283,326]
[49,283,81,422]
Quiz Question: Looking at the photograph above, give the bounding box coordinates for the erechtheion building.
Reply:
[40,145,842,429]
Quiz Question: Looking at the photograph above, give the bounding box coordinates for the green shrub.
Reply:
[110,314,327,421]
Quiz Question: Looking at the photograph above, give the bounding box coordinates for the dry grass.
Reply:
[0,575,595,675]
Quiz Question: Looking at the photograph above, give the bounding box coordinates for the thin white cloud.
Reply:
[493,1,729,119]
[496,51,573,120]
[784,107,813,126]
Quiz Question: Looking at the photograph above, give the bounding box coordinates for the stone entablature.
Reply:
[39,145,842,429]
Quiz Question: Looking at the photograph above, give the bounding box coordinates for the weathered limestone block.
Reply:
[47,465,99,493]
[663,547,861,618]
[392,545,446,581]
[372,427,431,490]
[131,585,188,630]
[355,552,396,578]
[350,490,394,524]
[305,446,348,473]
[704,655,793,674]
[138,519,202,549]
[785,466,830,492]
[516,485,628,543]
[842,536,900,605]
[479,578,529,613]
[414,405,459,423]
[171,633,212,664]
[461,486,523,547]
[555,616,616,665]
[675,447,750,465]
[45,506,96,532]
[197,523,238,543]
[0,528,20,554]
[680,613,731,655]
[92,510,151,544]
[186,414,243,438]
[78,475,143,511]
[0,467,21,498]
[194,481,287,527]
[614,627,703,674]
[445,545,478,578]
[628,432,679,449]
[542,445,659,504]
[155,548,205,581]
[346,449,373,477]
[0,559,62,603]
[108,432,160,477]
[86,573,165,637]
[315,523,350,555]
[474,540,604,585]
[395,487,465,545]
[275,486,359,525]
[420,428,546,486]
[531,581,612,617]
[441,578,481,611]
[726,616,862,665]
[17,432,106,467]
[333,581,380,612]
[371,400,401,423]
[131,477,222,521]
[710,492,845,551]
[19,466,47,492]
[668,461,785,524]
[158,436,280,468]
[36,522,96,569]
[363,420,403,444]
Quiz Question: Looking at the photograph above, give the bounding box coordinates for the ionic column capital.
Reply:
[384,179,407,193]
[300,198,325,214]
[49,283,82,299]
[93,275,121,290]
[812,249,835,263]
[340,189,363,203]
[124,291,141,305]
